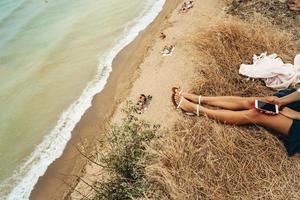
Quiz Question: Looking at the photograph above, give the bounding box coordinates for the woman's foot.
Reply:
[172,87,202,104]
[173,93,200,115]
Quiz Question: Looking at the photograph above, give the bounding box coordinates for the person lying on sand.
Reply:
[136,94,147,114]
[136,94,152,114]
[288,0,300,11]
[172,87,300,156]
[162,45,174,55]
[179,1,194,13]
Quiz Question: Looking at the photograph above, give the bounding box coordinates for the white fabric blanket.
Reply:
[239,53,300,90]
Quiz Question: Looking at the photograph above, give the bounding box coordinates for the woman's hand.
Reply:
[269,91,300,107]
[266,96,283,108]
[280,107,300,120]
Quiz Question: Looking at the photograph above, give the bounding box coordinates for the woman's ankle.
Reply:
[185,93,201,104]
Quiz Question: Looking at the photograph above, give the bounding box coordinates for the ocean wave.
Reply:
[0,0,166,199]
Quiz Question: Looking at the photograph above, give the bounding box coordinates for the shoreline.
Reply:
[29,0,182,199]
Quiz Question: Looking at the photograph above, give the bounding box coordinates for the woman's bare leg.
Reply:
[200,106,292,135]
[176,89,275,111]
[201,96,268,110]
[174,95,292,135]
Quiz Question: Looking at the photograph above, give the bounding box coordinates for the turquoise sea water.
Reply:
[0,0,165,199]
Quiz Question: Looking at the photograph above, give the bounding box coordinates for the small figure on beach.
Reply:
[136,94,152,114]
[160,32,166,40]
[179,1,194,13]
[162,45,175,56]
[288,0,300,11]
[180,3,188,13]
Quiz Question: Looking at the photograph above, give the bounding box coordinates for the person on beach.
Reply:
[136,94,152,114]
[136,94,147,114]
[180,3,188,13]
[172,87,300,156]
[179,1,194,13]
[162,45,174,56]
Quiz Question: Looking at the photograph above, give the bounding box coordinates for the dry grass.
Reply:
[192,16,298,97]
[145,119,300,199]
[143,15,300,200]
[227,0,300,39]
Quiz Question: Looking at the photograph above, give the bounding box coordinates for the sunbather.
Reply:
[162,45,174,55]
[179,1,194,13]
[162,46,169,54]
[136,94,153,114]
[136,94,147,114]
[172,87,300,156]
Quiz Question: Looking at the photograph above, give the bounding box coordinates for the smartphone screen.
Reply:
[257,100,277,112]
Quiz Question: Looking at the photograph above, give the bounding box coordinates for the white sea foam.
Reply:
[1,0,165,199]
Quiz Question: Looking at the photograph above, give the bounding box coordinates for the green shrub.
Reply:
[93,102,160,200]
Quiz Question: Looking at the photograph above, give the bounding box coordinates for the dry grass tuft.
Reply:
[143,15,300,200]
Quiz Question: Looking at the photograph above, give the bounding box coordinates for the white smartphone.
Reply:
[255,100,279,115]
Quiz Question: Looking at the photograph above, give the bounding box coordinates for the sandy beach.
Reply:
[30,0,184,199]
[112,0,224,126]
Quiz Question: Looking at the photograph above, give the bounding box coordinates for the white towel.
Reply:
[239,53,300,90]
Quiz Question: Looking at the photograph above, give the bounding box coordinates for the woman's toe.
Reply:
[174,94,181,104]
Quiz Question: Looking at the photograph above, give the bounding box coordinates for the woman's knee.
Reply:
[245,109,265,124]
[246,108,281,126]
